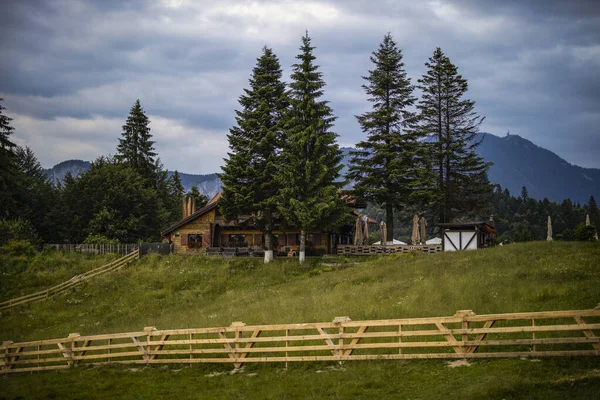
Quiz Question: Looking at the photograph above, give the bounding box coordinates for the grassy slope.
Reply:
[1,242,599,399]
[0,251,117,301]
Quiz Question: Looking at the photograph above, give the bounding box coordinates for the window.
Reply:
[228,234,246,247]
[188,234,203,248]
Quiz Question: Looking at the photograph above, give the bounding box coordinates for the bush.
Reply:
[0,239,36,257]
[575,223,597,241]
[0,219,40,246]
[83,234,120,245]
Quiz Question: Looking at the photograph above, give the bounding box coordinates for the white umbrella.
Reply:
[426,237,442,245]
[586,214,591,226]
[380,221,387,246]
[373,239,407,245]
[362,215,370,243]
[547,215,553,241]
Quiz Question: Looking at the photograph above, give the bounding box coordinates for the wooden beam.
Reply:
[574,316,600,351]
[316,327,339,357]
[467,320,495,353]
[435,322,464,354]
[57,343,73,366]
[343,326,368,357]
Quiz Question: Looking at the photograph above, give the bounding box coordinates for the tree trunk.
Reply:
[264,212,274,263]
[299,229,306,263]
[438,75,445,224]
[386,203,394,243]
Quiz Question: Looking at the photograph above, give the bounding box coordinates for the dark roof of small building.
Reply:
[438,221,496,233]
[438,221,490,227]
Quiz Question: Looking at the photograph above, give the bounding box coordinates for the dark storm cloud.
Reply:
[0,0,599,171]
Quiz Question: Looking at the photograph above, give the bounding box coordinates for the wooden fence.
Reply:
[46,243,139,255]
[2,306,598,374]
[337,244,442,255]
[0,251,139,311]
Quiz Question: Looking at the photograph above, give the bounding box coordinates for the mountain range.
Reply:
[44,132,599,204]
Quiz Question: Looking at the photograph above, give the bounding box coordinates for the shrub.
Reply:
[83,234,120,244]
[0,239,36,257]
[575,223,597,241]
[0,219,40,246]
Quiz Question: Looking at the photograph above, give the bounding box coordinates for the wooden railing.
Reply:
[2,306,598,374]
[337,244,442,255]
[0,250,139,311]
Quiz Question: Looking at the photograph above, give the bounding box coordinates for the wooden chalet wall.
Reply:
[170,207,330,255]
[172,209,216,254]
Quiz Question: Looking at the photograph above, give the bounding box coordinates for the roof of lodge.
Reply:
[160,193,220,236]
[161,192,377,236]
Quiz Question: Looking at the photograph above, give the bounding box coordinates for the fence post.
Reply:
[333,316,351,364]
[144,326,156,363]
[453,310,475,354]
[1,341,13,372]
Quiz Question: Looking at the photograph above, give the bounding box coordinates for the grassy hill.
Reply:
[1,242,599,399]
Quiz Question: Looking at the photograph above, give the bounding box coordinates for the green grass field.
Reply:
[1,242,599,399]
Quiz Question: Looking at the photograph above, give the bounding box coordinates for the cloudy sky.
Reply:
[1,0,599,173]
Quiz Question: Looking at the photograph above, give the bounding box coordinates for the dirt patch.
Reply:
[446,360,472,368]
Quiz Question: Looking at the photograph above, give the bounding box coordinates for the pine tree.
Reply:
[171,171,184,196]
[116,99,157,182]
[520,186,529,202]
[219,47,289,262]
[14,147,60,242]
[413,48,492,224]
[189,185,208,209]
[167,170,185,221]
[0,98,18,218]
[348,33,432,242]
[277,32,346,262]
[588,195,599,230]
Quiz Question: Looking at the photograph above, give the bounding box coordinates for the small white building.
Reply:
[439,222,496,251]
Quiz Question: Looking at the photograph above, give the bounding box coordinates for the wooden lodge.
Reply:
[161,193,377,256]
[439,221,496,251]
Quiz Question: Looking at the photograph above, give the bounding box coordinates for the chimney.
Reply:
[182,195,189,218]
[182,194,197,219]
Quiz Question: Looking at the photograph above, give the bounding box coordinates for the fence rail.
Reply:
[337,244,442,255]
[2,306,598,374]
[0,251,139,311]
[46,243,139,255]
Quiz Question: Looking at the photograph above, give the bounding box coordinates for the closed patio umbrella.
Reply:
[363,215,370,243]
[419,216,427,244]
[380,221,387,246]
[354,215,363,245]
[411,215,419,245]
[547,215,553,241]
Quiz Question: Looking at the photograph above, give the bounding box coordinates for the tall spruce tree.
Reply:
[413,48,492,224]
[348,34,432,242]
[0,98,18,218]
[277,32,346,263]
[116,99,157,182]
[219,47,289,262]
[589,195,600,230]
[165,170,185,221]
